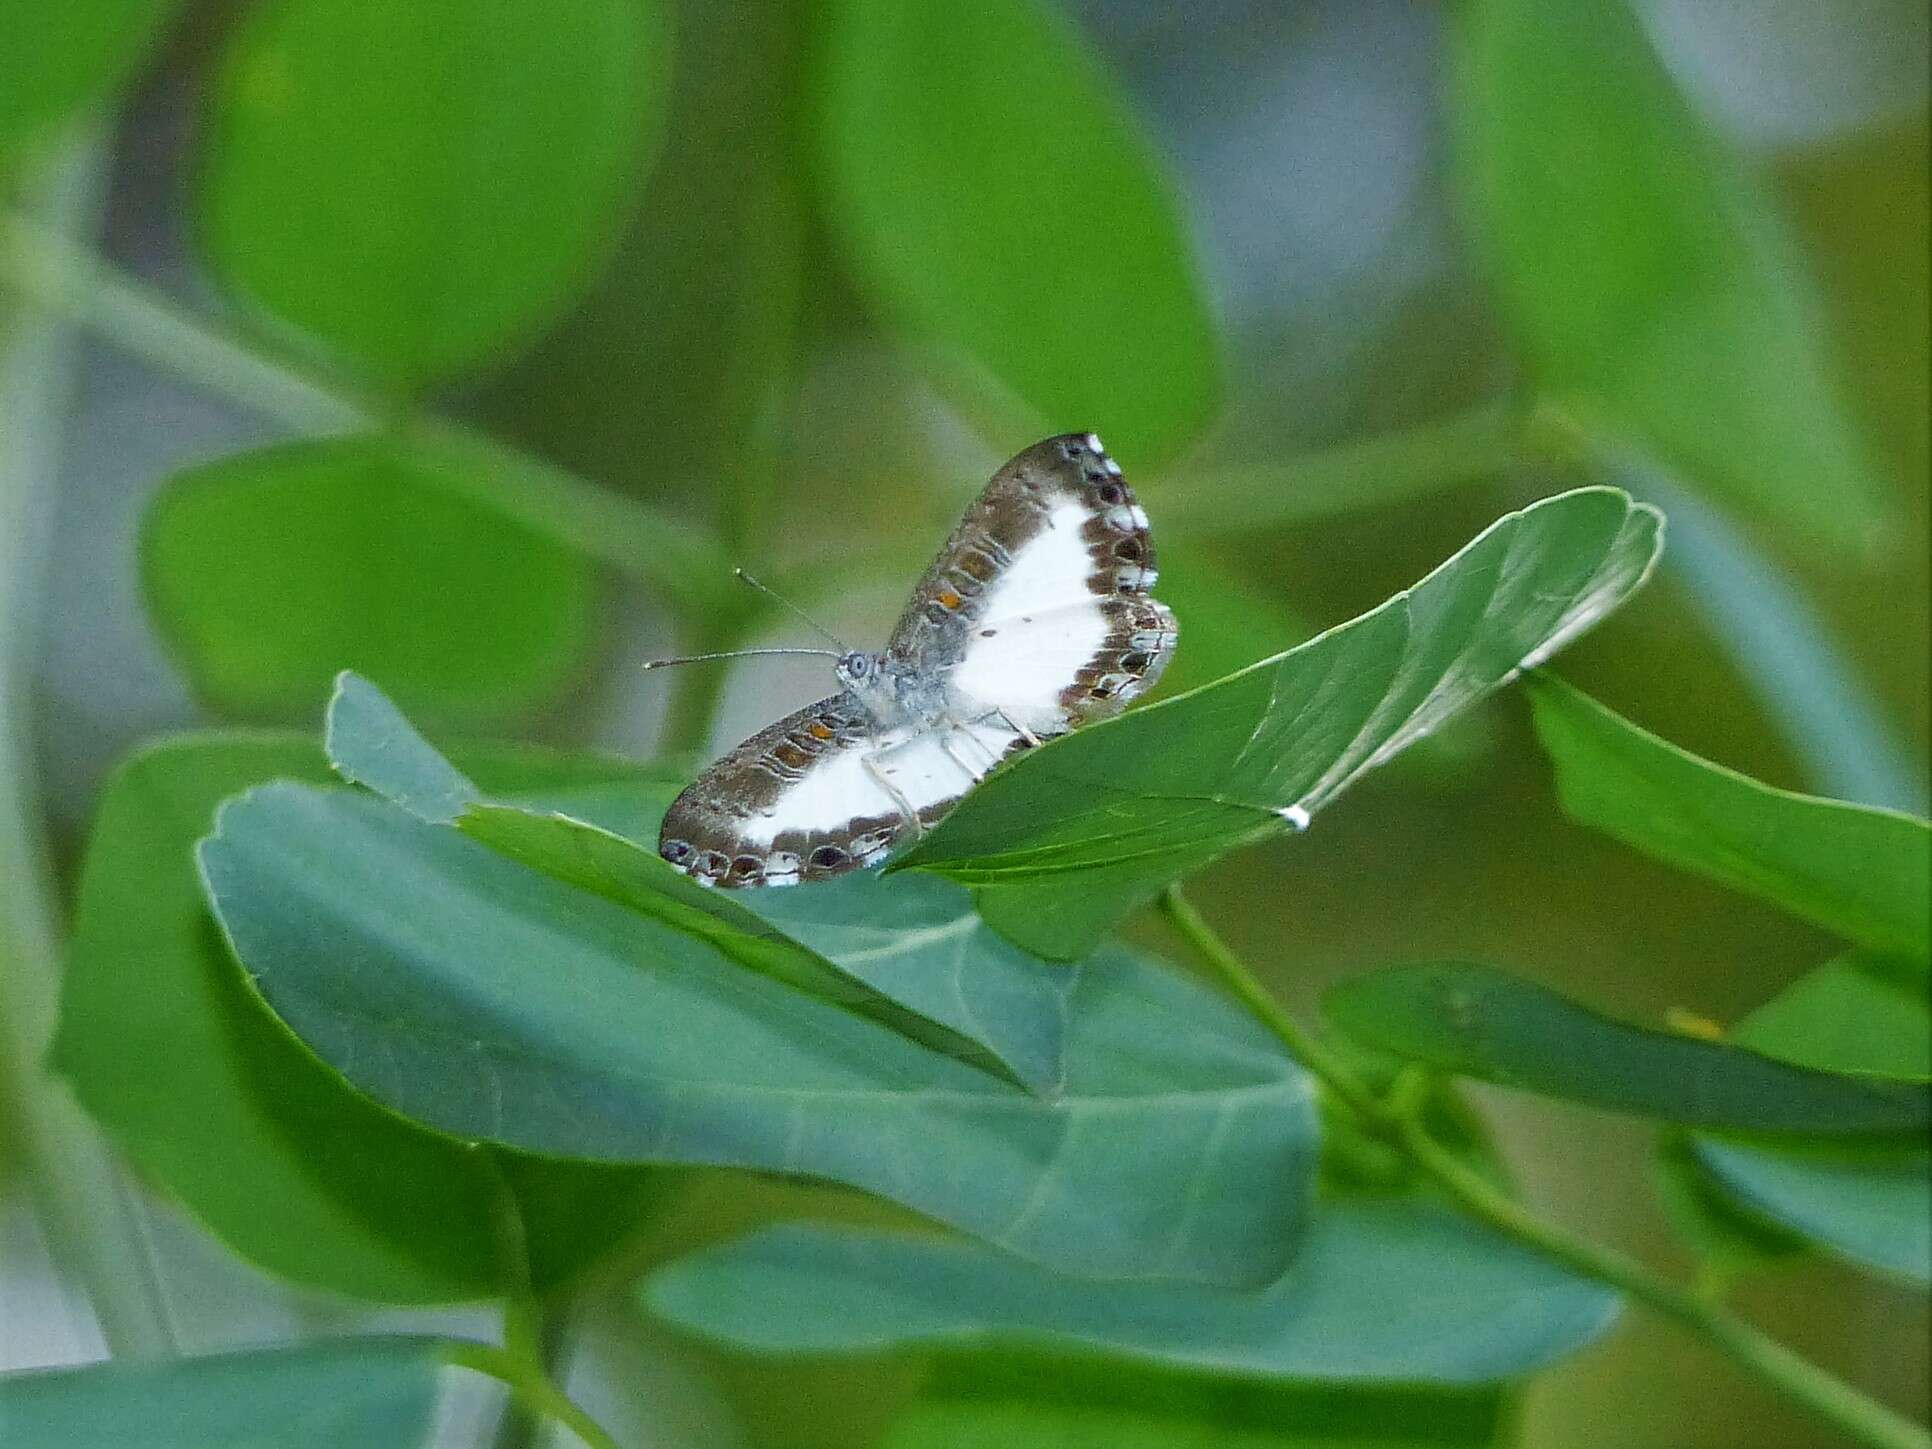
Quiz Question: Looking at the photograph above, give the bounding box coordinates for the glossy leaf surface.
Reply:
[199,776,1320,1285]
[643,1197,1617,1381]
[326,672,1071,1090]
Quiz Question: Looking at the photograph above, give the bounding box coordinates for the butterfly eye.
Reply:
[844,652,870,678]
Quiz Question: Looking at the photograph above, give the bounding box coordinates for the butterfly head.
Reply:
[836,648,930,726]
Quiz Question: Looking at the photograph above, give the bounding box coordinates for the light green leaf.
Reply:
[199,0,666,386]
[1735,954,1930,1081]
[0,1338,448,1449]
[1453,0,1885,545]
[144,438,598,724]
[0,3,177,163]
[897,487,1663,959]
[325,672,1066,1090]
[816,0,1218,463]
[198,778,1319,1286]
[1690,1139,1929,1285]
[887,1359,1505,1449]
[1322,962,1929,1135]
[1527,675,1931,961]
[1692,955,1932,1284]
[53,735,660,1302]
[643,1197,1617,1381]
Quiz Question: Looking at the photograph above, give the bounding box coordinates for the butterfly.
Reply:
[657,433,1178,887]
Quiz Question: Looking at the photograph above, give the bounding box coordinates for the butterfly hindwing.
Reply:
[659,698,1022,886]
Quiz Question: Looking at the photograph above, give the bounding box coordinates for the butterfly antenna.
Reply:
[641,647,841,672]
[734,569,850,651]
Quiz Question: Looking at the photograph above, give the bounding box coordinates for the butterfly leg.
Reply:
[861,746,926,838]
[993,708,1043,749]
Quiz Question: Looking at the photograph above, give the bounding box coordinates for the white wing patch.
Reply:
[744,719,1021,854]
[947,500,1110,731]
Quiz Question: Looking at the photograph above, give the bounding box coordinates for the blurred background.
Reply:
[1,1,1926,1445]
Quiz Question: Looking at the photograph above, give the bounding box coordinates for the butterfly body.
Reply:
[659,433,1176,887]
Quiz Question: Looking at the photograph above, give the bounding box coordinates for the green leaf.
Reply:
[0,1338,449,1449]
[144,438,598,724]
[1527,675,1932,961]
[897,487,1663,959]
[199,0,666,386]
[1323,962,1929,1135]
[1734,954,1930,1081]
[888,1360,1505,1449]
[197,778,1319,1286]
[0,3,178,163]
[642,1196,1617,1381]
[1453,0,1885,546]
[816,0,1218,464]
[53,735,659,1302]
[1691,955,1932,1284]
[325,672,1066,1090]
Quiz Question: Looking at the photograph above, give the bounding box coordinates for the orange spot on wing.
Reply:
[808,722,833,740]
[938,590,962,610]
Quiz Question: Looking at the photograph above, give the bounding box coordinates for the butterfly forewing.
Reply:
[659,433,1176,887]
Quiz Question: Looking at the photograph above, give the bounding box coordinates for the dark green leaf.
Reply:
[1692,955,1932,1284]
[643,1197,1617,1381]
[817,0,1218,463]
[1453,0,1886,546]
[889,1359,1504,1449]
[897,487,1663,958]
[1322,962,1928,1134]
[53,735,658,1302]
[0,1338,448,1449]
[324,672,1060,1090]
[143,438,598,723]
[199,0,666,386]
[1527,675,1931,961]
[198,778,1319,1286]
[0,3,177,163]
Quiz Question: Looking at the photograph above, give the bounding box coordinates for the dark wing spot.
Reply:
[697,850,731,878]
[980,628,997,638]
[1097,481,1125,506]
[1121,650,1151,672]
[1113,537,1145,562]
[809,844,849,870]
[731,854,763,881]
[660,839,694,865]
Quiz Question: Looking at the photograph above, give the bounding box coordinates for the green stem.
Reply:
[0,211,734,615]
[0,144,179,1362]
[449,1334,623,1449]
[1160,397,1528,536]
[1158,885,1929,1449]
